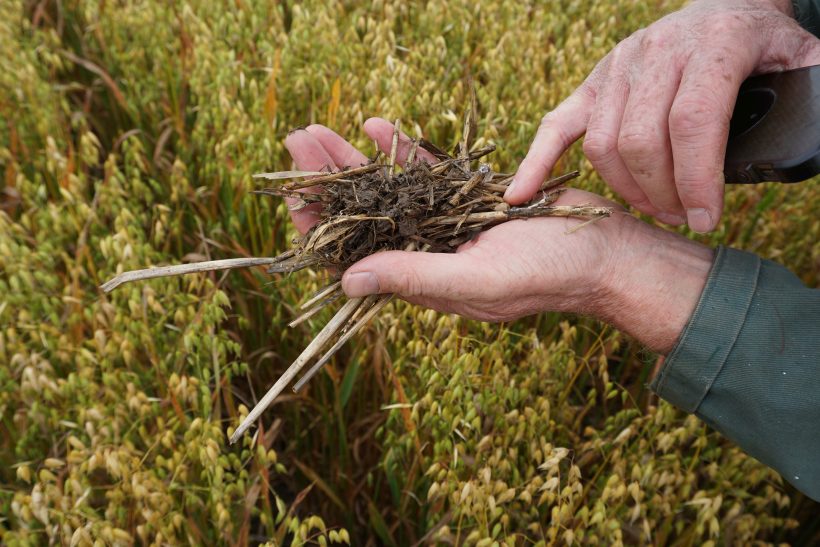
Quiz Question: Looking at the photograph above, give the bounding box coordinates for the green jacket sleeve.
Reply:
[793,0,820,36]
[650,246,820,501]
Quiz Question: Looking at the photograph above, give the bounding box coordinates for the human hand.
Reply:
[283,122,437,234]
[284,119,715,353]
[506,0,820,232]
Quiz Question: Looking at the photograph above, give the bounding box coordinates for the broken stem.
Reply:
[282,164,382,190]
[406,138,419,165]
[540,170,580,192]
[420,205,612,227]
[230,297,365,444]
[293,294,394,392]
[100,257,279,293]
[388,119,401,181]
[300,281,342,310]
[253,170,327,180]
[288,293,342,328]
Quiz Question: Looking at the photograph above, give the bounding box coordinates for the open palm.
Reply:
[283,118,632,322]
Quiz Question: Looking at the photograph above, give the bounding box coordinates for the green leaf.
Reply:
[339,357,360,409]
[368,500,397,547]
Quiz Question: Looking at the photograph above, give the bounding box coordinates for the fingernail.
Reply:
[503,179,518,199]
[343,272,380,297]
[686,208,714,233]
[655,212,686,226]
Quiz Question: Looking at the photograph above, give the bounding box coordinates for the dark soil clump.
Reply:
[255,133,609,275]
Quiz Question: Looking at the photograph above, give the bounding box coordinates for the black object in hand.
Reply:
[724,64,820,183]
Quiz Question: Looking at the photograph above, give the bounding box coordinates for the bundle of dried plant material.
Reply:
[101,118,612,444]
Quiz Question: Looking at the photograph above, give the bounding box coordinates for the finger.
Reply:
[341,250,480,300]
[505,82,596,205]
[668,56,739,232]
[283,129,335,234]
[305,124,370,168]
[582,55,660,218]
[362,117,439,165]
[617,42,685,223]
[285,128,337,172]
[669,22,820,232]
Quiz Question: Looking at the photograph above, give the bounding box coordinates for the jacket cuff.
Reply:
[650,246,761,412]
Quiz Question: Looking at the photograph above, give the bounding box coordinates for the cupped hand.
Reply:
[506,0,820,232]
[340,192,628,322]
[284,119,632,323]
[284,119,714,353]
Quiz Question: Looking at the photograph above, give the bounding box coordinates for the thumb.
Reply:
[505,85,595,205]
[341,250,475,300]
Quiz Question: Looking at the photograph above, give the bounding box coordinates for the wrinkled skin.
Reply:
[284,120,714,353]
[281,0,819,353]
[507,0,820,232]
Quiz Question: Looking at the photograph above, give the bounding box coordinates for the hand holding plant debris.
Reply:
[286,119,715,354]
[285,120,623,322]
[102,110,715,441]
[507,0,820,232]
[103,107,618,441]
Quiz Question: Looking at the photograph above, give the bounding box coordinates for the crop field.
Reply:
[1,0,818,545]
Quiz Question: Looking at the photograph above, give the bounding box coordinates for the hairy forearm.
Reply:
[597,218,715,354]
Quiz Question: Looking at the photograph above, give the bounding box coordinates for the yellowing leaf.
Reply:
[263,51,281,126]
[327,77,341,128]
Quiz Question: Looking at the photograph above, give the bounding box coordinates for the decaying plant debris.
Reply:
[101,114,612,444]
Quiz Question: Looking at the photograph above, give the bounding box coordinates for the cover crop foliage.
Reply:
[1,0,818,545]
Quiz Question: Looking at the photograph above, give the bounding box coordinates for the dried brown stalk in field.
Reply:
[101,117,612,444]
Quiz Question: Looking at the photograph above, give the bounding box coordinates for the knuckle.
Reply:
[536,109,577,156]
[582,131,617,162]
[669,95,721,137]
[575,78,598,101]
[538,111,556,128]
[706,12,745,34]
[617,129,661,159]
[607,39,633,68]
[396,268,425,297]
[638,28,670,52]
